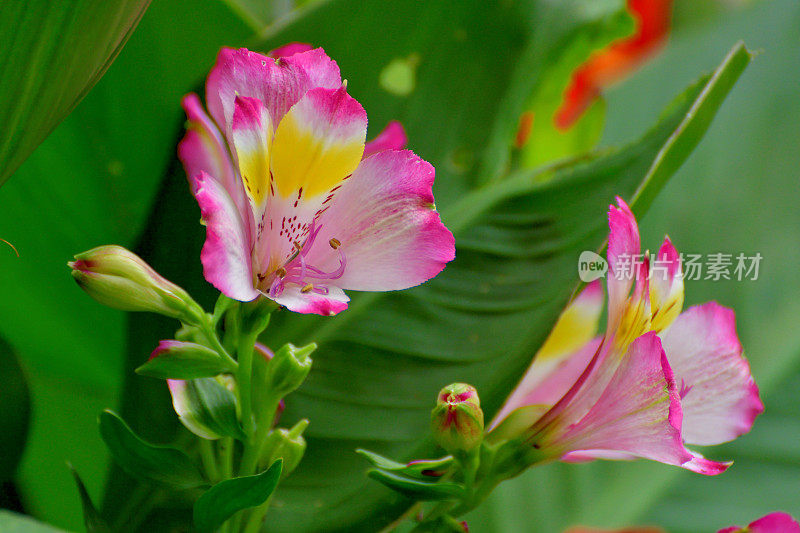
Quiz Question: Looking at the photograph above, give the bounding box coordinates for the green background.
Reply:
[0,0,797,532]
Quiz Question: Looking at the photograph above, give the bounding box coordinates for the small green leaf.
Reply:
[0,510,68,532]
[356,449,407,470]
[136,341,232,380]
[178,377,247,441]
[357,449,454,479]
[193,459,283,533]
[68,464,110,533]
[366,469,466,501]
[98,410,205,490]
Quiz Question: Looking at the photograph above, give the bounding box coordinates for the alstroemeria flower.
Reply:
[489,198,762,475]
[555,0,673,129]
[178,45,454,315]
[719,512,800,533]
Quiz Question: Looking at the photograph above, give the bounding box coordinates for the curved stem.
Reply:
[200,315,239,372]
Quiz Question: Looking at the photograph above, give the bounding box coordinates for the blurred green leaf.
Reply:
[192,459,282,533]
[517,4,633,168]
[68,465,111,533]
[98,410,206,490]
[136,342,232,380]
[476,0,632,184]
[0,337,30,481]
[0,511,67,533]
[0,0,150,185]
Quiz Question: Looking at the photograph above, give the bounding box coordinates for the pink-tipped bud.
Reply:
[69,245,204,324]
[431,383,484,454]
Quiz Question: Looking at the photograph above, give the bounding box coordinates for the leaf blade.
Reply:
[98,410,206,490]
[193,459,283,533]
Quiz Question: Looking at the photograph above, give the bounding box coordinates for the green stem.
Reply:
[201,315,239,372]
[199,438,219,483]
[237,331,259,440]
[238,393,281,477]
[242,492,276,533]
[219,437,234,480]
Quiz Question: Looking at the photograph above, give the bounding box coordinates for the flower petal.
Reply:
[363,120,408,157]
[205,47,341,140]
[179,93,237,195]
[268,42,314,59]
[231,95,273,215]
[606,197,642,331]
[490,281,603,429]
[739,512,800,533]
[649,236,684,332]
[306,149,455,291]
[270,86,367,199]
[660,302,763,445]
[746,512,800,533]
[273,283,349,316]
[539,332,692,469]
[192,172,259,301]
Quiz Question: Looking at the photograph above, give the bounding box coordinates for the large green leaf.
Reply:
[0,0,150,185]
[0,1,254,529]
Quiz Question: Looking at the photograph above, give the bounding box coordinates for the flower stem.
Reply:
[200,314,239,372]
[238,392,281,477]
[242,492,276,533]
[199,438,219,483]
[237,331,260,440]
[219,437,234,480]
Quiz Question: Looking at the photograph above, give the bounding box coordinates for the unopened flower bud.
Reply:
[69,245,204,324]
[431,383,484,454]
[263,343,315,398]
[262,419,308,476]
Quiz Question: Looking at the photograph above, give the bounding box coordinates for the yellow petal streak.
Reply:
[536,286,603,363]
[232,110,273,210]
[270,109,364,199]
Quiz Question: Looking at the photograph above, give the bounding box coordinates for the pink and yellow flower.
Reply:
[179,45,454,315]
[489,198,762,475]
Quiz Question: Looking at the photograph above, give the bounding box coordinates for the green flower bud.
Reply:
[69,245,204,324]
[262,419,308,477]
[431,383,484,454]
[262,343,315,398]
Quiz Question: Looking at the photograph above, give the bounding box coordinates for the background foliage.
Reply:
[0,0,797,532]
